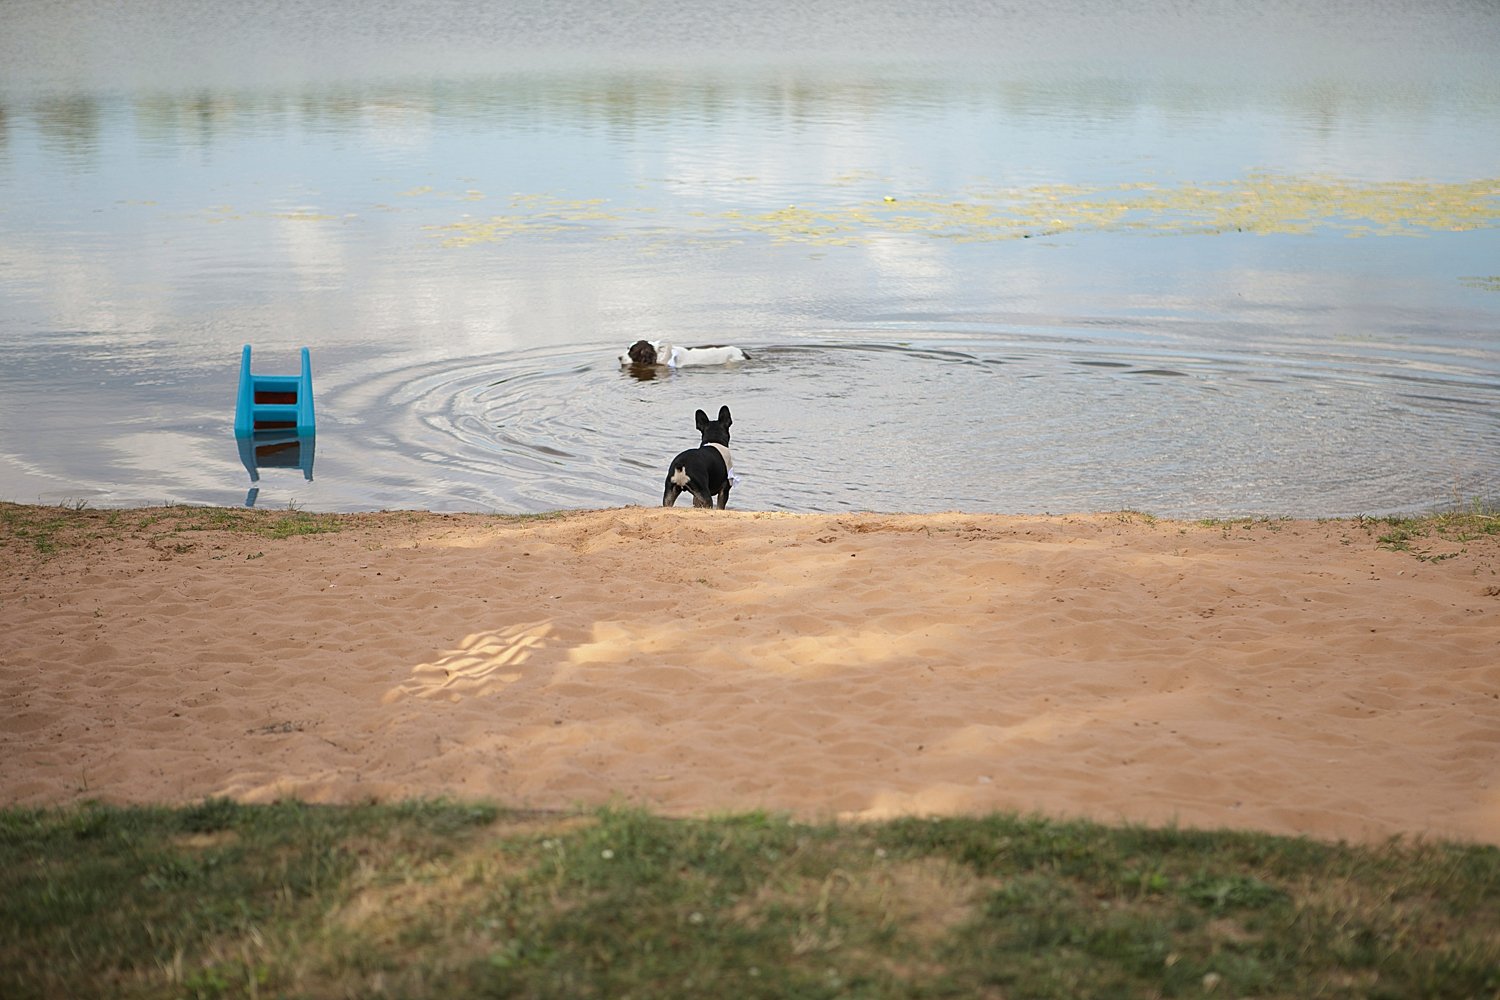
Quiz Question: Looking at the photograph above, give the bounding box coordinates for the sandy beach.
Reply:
[2,504,1496,845]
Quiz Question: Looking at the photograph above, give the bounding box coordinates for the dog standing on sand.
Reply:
[621,340,748,368]
[663,405,735,509]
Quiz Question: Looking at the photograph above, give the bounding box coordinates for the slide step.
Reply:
[234,345,315,437]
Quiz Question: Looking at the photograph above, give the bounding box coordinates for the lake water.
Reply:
[2,0,1498,516]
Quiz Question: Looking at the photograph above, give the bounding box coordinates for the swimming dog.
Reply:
[621,339,748,368]
[663,405,734,509]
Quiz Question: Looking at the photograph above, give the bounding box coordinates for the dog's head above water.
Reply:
[627,340,659,365]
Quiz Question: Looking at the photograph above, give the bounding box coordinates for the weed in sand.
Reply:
[1364,503,1500,560]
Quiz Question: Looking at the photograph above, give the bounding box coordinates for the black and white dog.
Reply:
[621,340,748,368]
[662,405,735,509]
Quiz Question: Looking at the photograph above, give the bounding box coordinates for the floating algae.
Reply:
[425,174,1500,249]
[426,194,631,247]
[273,210,341,222]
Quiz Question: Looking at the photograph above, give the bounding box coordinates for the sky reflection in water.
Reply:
[1,1,1497,515]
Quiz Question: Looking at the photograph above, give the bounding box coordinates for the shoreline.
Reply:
[3,502,1497,845]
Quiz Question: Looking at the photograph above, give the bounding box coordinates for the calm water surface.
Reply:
[2,1,1497,516]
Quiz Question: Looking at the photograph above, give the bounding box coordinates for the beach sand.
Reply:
[2,504,1497,845]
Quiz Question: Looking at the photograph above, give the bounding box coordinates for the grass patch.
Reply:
[1196,515,1293,537]
[0,502,347,557]
[140,505,347,540]
[1362,503,1500,561]
[0,502,601,559]
[2,801,1496,998]
[0,500,98,554]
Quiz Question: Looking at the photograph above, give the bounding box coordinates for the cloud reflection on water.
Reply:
[0,1,1498,513]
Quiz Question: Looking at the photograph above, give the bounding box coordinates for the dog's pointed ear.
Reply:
[695,409,709,430]
[718,405,731,427]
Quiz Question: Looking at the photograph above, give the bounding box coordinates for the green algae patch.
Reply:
[426,174,1500,250]
[428,194,629,246]
[733,175,1500,245]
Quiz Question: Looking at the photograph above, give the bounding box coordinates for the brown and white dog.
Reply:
[621,340,748,368]
[662,405,735,509]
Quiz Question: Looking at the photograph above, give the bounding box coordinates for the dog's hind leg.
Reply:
[663,476,683,507]
[664,465,691,507]
[715,485,731,510]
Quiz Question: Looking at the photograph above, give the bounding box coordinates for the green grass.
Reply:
[0,501,348,556]
[1362,504,1500,561]
[1195,515,1293,537]
[2,801,1496,999]
[0,502,600,558]
[0,500,97,554]
[1181,506,1499,555]
[135,505,347,540]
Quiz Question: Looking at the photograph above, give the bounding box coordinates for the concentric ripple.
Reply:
[318,335,1500,517]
